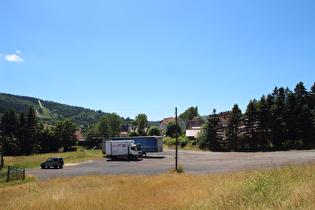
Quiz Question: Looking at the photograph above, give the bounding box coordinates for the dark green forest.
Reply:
[1,81,314,157]
[198,82,315,151]
[0,107,78,157]
[0,93,137,133]
[0,93,158,129]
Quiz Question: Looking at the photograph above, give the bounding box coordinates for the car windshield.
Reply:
[46,158,53,162]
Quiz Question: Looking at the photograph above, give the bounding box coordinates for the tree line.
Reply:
[0,107,78,157]
[85,113,162,147]
[199,82,315,151]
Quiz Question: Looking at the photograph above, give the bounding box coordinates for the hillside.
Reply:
[0,93,161,129]
[0,93,108,128]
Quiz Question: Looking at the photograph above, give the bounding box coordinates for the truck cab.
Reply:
[103,140,142,160]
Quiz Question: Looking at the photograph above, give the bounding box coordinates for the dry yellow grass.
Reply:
[0,163,314,209]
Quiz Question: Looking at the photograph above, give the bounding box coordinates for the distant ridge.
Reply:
[0,93,160,128]
[0,93,108,128]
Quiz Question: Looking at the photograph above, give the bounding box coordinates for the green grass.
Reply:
[3,148,103,169]
[1,148,103,187]
[0,170,36,187]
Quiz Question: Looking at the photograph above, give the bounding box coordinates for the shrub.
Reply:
[165,121,182,138]
[147,126,161,136]
[179,136,188,147]
[163,136,176,146]
[129,131,138,137]
[190,140,197,146]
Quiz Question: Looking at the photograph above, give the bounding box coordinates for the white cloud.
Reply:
[16,50,22,54]
[5,54,24,62]
[0,54,2,57]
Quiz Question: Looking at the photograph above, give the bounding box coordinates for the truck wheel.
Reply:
[59,165,63,169]
[54,165,57,169]
[41,165,45,169]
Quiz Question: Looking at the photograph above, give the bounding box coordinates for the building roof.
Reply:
[160,117,173,125]
[187,120,204,129]
[75,131,84,140]
[219,115,229,124]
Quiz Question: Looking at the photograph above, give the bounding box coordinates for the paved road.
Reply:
[28,149,315,181]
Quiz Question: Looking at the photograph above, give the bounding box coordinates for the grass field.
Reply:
[1,148,103,187]
[2,148,103,169]
[0,162,313,209]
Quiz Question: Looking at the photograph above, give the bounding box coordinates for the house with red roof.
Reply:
[159,117,173,131]
[159,117,187,132]
[75,131,85,145]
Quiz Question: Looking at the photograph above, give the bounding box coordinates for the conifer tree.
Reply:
[256,95,271,149]
[202,109,221,150]
[25,106,39,154]
[244,100,258,149]
[226,104,242,150]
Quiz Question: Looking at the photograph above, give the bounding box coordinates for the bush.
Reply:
[163,136,189,148]
[163,137,176,146]
[179,136,188,147]
[129,131,138,137]
[165,121,182,138]
[147,126,161,136]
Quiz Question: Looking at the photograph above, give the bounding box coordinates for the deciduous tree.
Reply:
[147,126,161,136]
[135,114,148,136]
[54,119,77,151]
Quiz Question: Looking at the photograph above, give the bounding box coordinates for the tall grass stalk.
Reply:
[0,162,313,209]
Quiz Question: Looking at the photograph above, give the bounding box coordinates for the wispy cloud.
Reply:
[16,50,22,54]
[5,54,24,62]
[0,54,2,57]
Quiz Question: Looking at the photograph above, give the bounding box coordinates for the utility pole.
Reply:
[175,107,178,172]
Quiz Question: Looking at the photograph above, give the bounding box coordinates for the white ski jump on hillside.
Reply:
[38,99,43,108]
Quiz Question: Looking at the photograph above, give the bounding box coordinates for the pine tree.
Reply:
[285,92,300,147]
[226,104,243,150]
[1,109,19,155]
[17,112,27,155]
[244,100,258,149]
[25,106,39,154]
[198,109,221,150]
[270,87,286,148]
[256,95,271,149]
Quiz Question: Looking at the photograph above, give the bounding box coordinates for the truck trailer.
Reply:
[102,140,142,160]
[102,136,163,155]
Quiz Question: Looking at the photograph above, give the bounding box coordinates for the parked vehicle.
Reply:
[103,136,163,155]
[41,157,64,169]
[102,140,142,160]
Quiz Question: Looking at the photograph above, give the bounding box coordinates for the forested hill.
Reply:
[0,93,109,127]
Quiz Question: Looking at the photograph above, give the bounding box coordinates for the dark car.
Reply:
[41,157,64,169]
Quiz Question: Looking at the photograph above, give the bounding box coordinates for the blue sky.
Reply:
[1,0,315,121]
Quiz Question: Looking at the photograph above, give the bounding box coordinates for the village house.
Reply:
[120,124,137,137]
[185,119,204,139]
[75,130,85,146]
[159,117,187,132]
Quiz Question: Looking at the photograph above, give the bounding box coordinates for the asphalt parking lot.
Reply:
[28,149,315,181]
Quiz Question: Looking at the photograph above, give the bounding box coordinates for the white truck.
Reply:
[102,140,142,160]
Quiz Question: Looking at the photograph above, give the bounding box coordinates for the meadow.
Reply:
[2,148,103,169]
[0,162,313,209]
